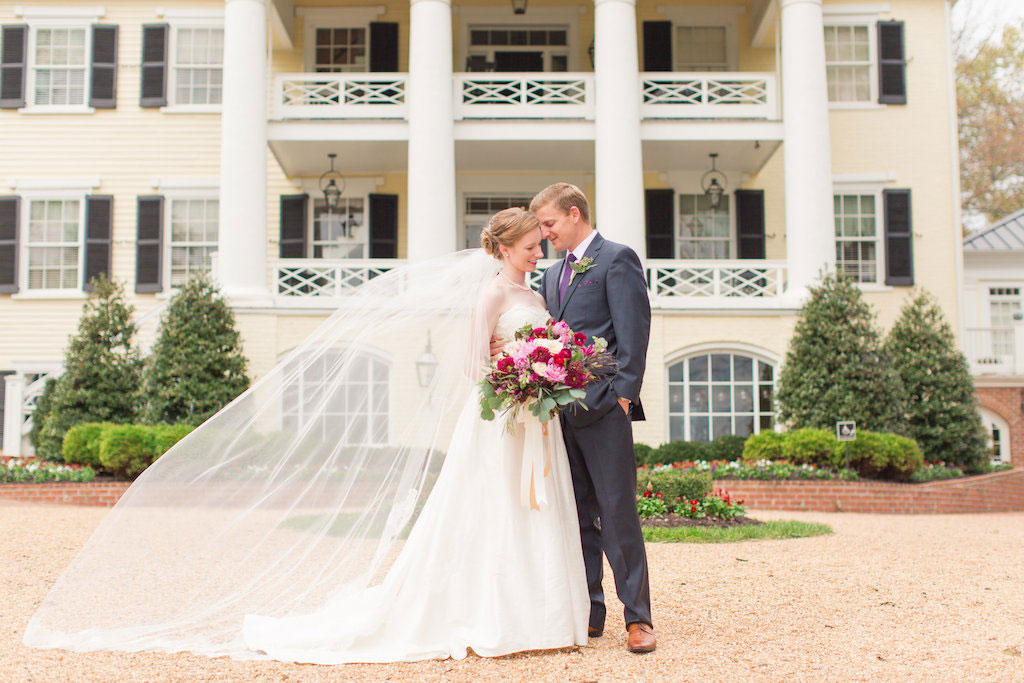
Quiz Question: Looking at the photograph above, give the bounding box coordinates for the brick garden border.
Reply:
[2,468,1023,513]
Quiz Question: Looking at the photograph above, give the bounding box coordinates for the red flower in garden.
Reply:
[643,491,652,498]
[690,506,698,514]
[655,492,663,499]
[689,499,698,505]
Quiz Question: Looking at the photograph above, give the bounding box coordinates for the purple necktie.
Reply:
[558,253,577,304]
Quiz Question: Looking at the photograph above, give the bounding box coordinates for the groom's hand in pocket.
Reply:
[489,335,506,361]
[618,397,630,416]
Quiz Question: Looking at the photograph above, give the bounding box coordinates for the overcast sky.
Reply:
[952,0,1024,53]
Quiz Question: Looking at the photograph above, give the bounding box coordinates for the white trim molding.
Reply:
[14,6,105,20]
[149,178,220,190]
[7,178,101,191]
[156,7,225,20]
[822,4,891,16]
[833,172,897,185]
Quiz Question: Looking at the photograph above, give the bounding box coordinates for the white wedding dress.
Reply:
[241,304,590,664]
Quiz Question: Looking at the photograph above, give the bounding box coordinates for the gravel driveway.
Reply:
[2,502,1022,681]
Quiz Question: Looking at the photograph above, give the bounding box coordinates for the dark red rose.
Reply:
[573,332,587,345]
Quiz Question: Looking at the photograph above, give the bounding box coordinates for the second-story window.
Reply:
[26,198,83,290]
[988,287,1022,357]
[678,193,730,259]
[674,26,727,72]
[171,26,224,105]
[312,197,366,258]
[314,27,367,72]
[834,193,878,283]
[168,198,218,287]
[824,24,871,102]
[32,27,88,106]
[467,27,569,72]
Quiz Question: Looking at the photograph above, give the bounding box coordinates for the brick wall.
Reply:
[717,468,1024,513]
[976,386,1024,466]
[0,482,130,506]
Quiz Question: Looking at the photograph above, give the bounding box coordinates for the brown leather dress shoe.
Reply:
[626,622,656,653]
[588,626,603,638]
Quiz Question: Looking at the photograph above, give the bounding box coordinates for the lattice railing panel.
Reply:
[641,73,777,119]
[275,261,401,298]
[646,262,786,300]
[455,73,594,119]
[275,74,408,119]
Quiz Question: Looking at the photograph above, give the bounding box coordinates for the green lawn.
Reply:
[642,520,832,543]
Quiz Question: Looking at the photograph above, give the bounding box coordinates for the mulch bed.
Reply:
[640,514,761,528]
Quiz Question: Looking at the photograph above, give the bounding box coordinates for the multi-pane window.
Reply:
[675,26,728,72]
[462,195,555,256]
[26,199,82,290]
[312,197,365,258]
[467,27,569,72]
[169,199,218,287]
[678,194,730,259]
[173,27,224,105]
[282,351,389,446]
[33,27,88,106]
[824,25,871,102]
[314,27,367,72]
[834,193,878,283]
[989,287,1022,357]
[667,353,775,442]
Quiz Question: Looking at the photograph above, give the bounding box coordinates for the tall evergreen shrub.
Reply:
[884,290,988,469]
[42,275,143,458]
[142,273,250,425]
[776,273,905,433]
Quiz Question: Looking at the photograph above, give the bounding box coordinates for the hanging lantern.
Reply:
[701,153,728,211]
[319,153,345,213]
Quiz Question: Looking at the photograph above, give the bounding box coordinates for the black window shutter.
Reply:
[0,196,19,293]
[368,194,399,259]
[0,25,28,109]
[883,189,913,286]
[644,189,674,259]
[84,195,114,291]
[643,21,672,72]
[136,196,163,292]
[877,21,907,105]
[90,25,118,108]
[140,24,168,107]
[369,23,399,72]
[735,189,766,259]
[279,194,308,258]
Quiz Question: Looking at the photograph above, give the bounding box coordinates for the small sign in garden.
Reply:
[836,421,856,442]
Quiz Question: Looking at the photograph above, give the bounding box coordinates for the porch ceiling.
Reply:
[642,138,781,174]
[268,140,408,177]
[455,139,594,173]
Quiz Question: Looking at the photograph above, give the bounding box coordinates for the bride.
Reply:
[23,208,590,663]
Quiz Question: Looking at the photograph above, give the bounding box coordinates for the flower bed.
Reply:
[641,459,859,482]
[636,486,747,523]
[1,457,96,484]
[910,461,1012,483]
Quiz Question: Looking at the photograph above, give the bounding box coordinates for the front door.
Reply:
[494,51,544,72]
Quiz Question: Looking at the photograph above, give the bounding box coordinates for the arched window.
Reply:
[979,408,1011,464]
[281,349,390,446]
[667,352,775,442]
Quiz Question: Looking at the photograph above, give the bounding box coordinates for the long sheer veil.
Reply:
[23,248,501,658]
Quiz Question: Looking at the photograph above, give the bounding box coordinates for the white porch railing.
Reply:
[273,259,404,299]
[455,73,594,120]
[964,327,1020,375]
[273,73,408,119]
[641,72,778,119]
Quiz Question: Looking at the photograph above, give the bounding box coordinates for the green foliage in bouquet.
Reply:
[142,273,250,425]
[42,275,143,460]
[776,272,905,433]
[884,290,988,470]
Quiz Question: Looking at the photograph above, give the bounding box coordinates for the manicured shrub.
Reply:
[843,430,923,481]
[62,422,113,468]
[150,424,195,458]
[652,440,709,464]
[782,428,842,467]
[776,273,905,433]
[742,430,785,462]
[142,273,250,425]
[884,290,988,471]
[99,425,156,479]
[707,434,746,461]
[634,443,654,467]
[636,469,712,503]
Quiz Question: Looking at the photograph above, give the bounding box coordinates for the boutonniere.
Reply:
[569,257,596,285]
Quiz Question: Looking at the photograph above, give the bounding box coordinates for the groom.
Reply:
[532,182,655,653]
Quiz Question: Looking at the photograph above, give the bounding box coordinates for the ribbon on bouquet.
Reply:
[517,407,555,511]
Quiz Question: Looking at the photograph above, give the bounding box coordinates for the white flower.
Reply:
[531,338,564,355]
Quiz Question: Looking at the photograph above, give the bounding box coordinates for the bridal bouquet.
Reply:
[479,319,618,428]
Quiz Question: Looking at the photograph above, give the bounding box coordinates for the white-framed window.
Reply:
[312,197,366,258]
[988,286,1022,357]
[823,23,875,103]
[834,192,880,283]
[667,351,776,442]
[166,197,219,288]
[169,26,224,106]
[462,194,556,257]
[313,26,367,72]
[23,196,86,291]
[678,193,731,259]
[466,26,570,72]
[281,349,390,446]
[31,26,89,106]
[979,408,1012,464]
[674,26,728,72]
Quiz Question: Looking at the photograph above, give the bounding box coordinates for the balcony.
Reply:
[964,327,1024,376]
[272,72,778,122]
[272,258,789,310]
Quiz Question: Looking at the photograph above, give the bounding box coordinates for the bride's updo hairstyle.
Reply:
[480,207,540,260]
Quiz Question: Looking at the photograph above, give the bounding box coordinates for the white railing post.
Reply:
[3,374,25,456]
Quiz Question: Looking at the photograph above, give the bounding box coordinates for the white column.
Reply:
[3,374,25,456]
[407,0,456,261]
[217,0,269,301]
[593,0,646,257]
[781,0,835,298]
